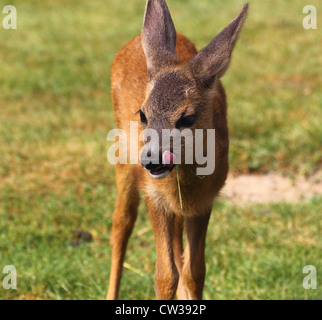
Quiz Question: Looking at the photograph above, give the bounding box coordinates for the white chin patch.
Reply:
[149,169,171,179]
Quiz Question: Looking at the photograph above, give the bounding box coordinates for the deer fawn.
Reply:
[107,0,248,300]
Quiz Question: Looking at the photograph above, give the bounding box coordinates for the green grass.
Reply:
[0,190,321,299]
[0,0,321,299]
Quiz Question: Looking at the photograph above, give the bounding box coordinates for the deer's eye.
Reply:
[139,109,147,125]
[176,115,195,129]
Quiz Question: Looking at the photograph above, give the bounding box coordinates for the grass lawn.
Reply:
[0,0,321,299]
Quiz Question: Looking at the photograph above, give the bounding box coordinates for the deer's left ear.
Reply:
[189,3,249,88]
[141,0,178,78]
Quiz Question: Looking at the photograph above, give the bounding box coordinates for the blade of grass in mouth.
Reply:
[175,165,183,211]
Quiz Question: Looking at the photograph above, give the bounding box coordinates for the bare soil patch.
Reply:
[222,171,322,204]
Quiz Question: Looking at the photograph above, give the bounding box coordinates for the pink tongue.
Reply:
[162,150,176,167]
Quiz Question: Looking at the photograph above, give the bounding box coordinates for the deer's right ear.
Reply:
[142,0,178,78]
[189,4,248,88]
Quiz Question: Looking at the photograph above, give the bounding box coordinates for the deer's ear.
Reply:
[189,3,248,88]
[142,0,178,78]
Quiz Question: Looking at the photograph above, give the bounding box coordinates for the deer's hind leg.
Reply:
[106,164,140,300]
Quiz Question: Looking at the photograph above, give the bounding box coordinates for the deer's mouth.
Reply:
[142,150,176,179]
[149,164,175,179]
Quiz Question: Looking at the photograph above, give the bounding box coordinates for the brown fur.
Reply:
[107,0,248,300]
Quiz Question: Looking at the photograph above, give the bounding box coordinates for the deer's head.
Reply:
[140,0,248,178]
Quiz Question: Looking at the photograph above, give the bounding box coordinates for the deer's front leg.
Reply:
[182,212,211,300]
[147,199,179,300]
